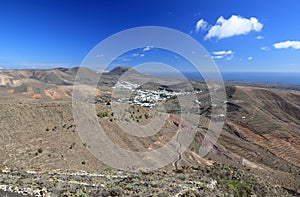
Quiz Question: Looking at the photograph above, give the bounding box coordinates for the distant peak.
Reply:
[108,66,140,75]
[53,67,69,72]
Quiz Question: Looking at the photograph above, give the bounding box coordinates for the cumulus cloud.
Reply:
[205,15,263,39]
[195,19,208,32]
[248,57,253,60]
[273,40,300,49]
[261,46,270,51]
[143,46,154,51]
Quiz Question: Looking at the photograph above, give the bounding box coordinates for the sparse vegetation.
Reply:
[69,143,75,149]
[219,179,252,197]
[37,148,43,154]
[76,191,90,197]
[100,167,114,174]
[97,112,108,118]
[125,118,130,122]
[0,67,299,197]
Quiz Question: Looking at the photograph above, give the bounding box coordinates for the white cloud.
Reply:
[226,56,233,61]
[212,55,224,59]
[289,63,298,66]
[19,62,72,68]
[211,50,234,60]
[205,15,263,39]
[256,35,264,40]
[213,50,234,55]
[0,67,2,69]
[195,19,208,32]
[96,54,104,58]
[143,46,154,51]
[273,40,300,49]
[132,53,145,57]
[248,57,253,60]
[261,46,270,51]
[116,57,132,62]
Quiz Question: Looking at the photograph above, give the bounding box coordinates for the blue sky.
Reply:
[0,0,300,72]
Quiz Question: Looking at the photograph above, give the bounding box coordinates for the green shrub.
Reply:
[76,192,90,197]
[219,179,252,197]
[37,148,43,154]
[97,112,108,118]
[125,118,130,122]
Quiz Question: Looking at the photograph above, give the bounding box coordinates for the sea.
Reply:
[150,72,300,86]
[219,72,299,85]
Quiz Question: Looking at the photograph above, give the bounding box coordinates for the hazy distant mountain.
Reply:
[108,66,140,75]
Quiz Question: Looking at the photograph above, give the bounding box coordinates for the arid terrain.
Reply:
[0,67,299,196]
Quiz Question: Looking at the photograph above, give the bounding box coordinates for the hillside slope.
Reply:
[0,67,299,196]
